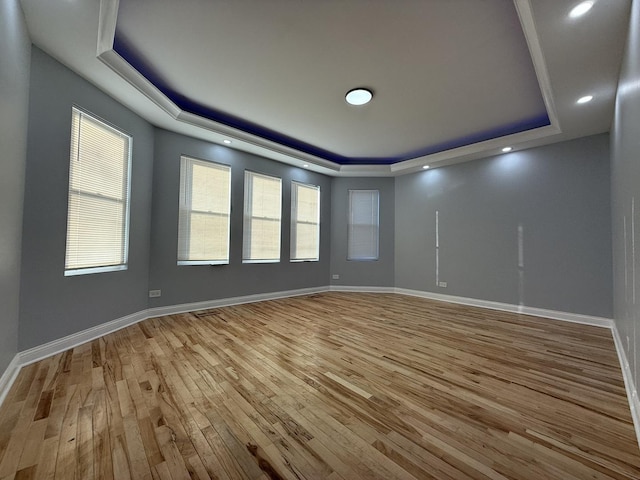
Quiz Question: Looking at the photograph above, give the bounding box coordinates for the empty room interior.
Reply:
[2,0,640,478]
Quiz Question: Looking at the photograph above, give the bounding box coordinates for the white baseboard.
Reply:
[329,285,395,294]
[147,286,328,318]
[394,288,615,328]
[611,324,640,449]
[0,355,21,408]
[0,285,637,451]
[18,310,149,367]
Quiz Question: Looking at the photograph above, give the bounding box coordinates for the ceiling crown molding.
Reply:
[96,0,561,177]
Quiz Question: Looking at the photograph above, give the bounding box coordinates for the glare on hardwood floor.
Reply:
[0,292,638,479]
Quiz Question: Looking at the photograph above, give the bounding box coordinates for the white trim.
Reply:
[394,288,614,328]
[18,310,149,367]
[96,0,119,57]
[146,286,328,318]
[0,355,21,408]
[329,285,395,294]
[611,324,640,449]
[514,0,560,130]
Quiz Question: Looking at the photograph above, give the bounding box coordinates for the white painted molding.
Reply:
[146,286,328,318]
[394,288,615,328]
[329,285,395,294]
[514,0,561,130]
[96,0,119,56]
[611,324,640,449]
[0,355,21,408]
[18,310,149,367]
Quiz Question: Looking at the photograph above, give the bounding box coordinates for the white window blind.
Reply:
[64,107,131,275]
[177,156,231,265]
[291,182,320,262]
[347,189,379,261]
[243,171,282,262]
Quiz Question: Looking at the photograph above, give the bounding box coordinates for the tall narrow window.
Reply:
[65,107,131,275]
[243,171,282,262]
[348,189,379,261]
[177,156,231,265]
[291,182,320,262]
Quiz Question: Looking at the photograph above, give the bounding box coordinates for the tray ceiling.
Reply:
[20,0,631,175]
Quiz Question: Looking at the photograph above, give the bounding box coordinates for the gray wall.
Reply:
[330,177,395,287]
[19,48,154,350]
[148,129,331,307]
[0,0,30,373]
[612,0,640,393]
[396,134,612,317]
[6,45,622,358]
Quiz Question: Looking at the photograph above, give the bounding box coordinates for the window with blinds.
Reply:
[243,171,282,263]
[177,156,231,265]
[347,189,379,261]
[291,181,320,262]
[64,107,132,276]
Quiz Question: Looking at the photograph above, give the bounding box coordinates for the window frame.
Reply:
[64,106,132,276]
[177,155,232,266]
[347,189,380,261]
[243,170,283,264]
[290,181,320,262]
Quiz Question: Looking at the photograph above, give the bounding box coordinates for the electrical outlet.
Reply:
[438,281,447,288]
[332,274,340,280]
[149,289,161,298]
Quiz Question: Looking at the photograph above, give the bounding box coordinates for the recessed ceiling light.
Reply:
[577,95,593,104]
[569,1,594,18]
[502,147,513,153]
[345,88,373,106]
[422,165,430,170]
[303,164,309,168]
[223,139,232,144]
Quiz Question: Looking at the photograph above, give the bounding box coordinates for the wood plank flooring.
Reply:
[0,292,639,479]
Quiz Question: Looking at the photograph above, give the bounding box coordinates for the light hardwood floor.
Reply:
[0,292,639,479]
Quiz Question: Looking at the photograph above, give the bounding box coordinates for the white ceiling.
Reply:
[20,0,631,176]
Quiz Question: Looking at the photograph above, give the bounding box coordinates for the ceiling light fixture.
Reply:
[303,164,309,168]
[223,139,232,144]
[502,147,513,152]
[569,1,594,18]
[345,88,373,106]
[422,165,430,170]
[577,95,593,104]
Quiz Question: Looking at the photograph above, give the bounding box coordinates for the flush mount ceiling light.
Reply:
[303,164,309,168]
[422,165,430,170]
[223,139,232,144]
[577,95,593,104]
[569,1,594,18]
[502,147,513,152]
[345,88,373,106]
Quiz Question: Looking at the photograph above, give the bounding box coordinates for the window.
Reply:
[64,108,131,275]
[291,182,320,261]
[347,189,379,261]
[177,156,231,265]
[243,171,282,262]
